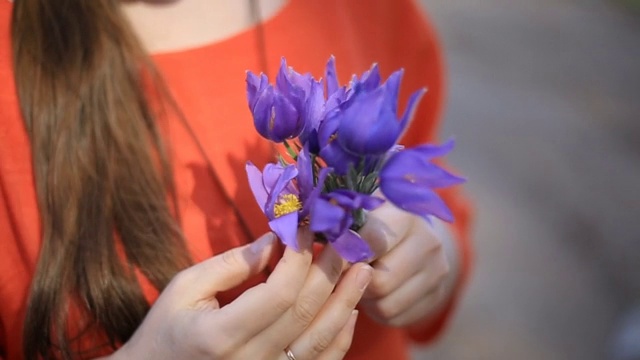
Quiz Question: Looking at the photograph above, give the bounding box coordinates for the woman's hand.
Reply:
[113,230,373,360]
[357,200,458,328]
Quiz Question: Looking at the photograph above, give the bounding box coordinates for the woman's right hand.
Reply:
[112,229,373,360]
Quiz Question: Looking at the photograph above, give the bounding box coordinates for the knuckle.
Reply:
[366,272,391,297]
[188,320,219,356]
[342,289,364,310]
[167,268,193,291]
[434,256,450,282]
[375,300,401,320]
[334,331,353,355]
[310,330,334,354]
[220,248,243,270]
[196,325,235,357]
[386,316,405,328]
[428,240,443,253]
[327,257,344,283]
[272,288,297,312]
[292,295,320,325]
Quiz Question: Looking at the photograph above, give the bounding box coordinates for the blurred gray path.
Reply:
[412,1,640,359]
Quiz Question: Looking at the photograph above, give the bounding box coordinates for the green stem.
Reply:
[283,139,298,161]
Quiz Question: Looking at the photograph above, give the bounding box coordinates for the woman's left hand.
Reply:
[357,200,458,328]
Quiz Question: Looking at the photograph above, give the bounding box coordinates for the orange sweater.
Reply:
[0,0,473,359]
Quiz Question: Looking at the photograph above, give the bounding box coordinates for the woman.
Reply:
[0,0,473,359]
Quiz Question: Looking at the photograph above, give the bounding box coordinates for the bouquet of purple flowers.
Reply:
[245,57,464,263]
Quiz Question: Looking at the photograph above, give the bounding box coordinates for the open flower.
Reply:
[246,147,330,250]
[379,139,466,222]
[247,162,301,248]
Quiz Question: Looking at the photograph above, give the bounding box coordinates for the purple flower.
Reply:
[351,63,382,93]
[310,190,384,262]
[276,58,311,113]
[379,139,466,222]
[316,68,426,174]
[298,78,325,152]
[245,56,467,262]
[247,162,301,248]
[336,70,425,156]
[246,72,302,142]
[317,113,361,174]
[296,146,332,216]
[246,147,330,250]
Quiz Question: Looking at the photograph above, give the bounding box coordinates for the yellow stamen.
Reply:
[274,194,302,218]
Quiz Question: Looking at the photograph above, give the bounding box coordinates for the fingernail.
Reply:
[347,310,359,331]
[297,226,313,250]
[356,265,373,291]
[250,233,275,254]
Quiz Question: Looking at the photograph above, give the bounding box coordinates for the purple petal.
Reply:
[324,86,347,117]
[269,212,300,250]
[383,69,403,115]
[309,197,347,238]
[262,163,286,191]
[246,162,268,213]
[408,138,457,160]
[251,85,276,137]
[380,180,454,222]
[325,55,340,96]
[246,71,269,110]
[301,167,332,217]
[299,79,325,146]
[379,141,465,222]
[296,146,313,201]
[329,230,374,263]
[276,58,309,111]
[265,165,299,219]
[271,92,303,141]
[330,190,385,211]
[251,86,303,142]
[355,63,382,92]
[318,138,360,175]
[317,114,361,174]
[336,87,400,155]
[398,88,427,139]
[317,112,340,146]
[381,151,465,189]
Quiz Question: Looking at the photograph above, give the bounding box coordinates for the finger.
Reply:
[360,253,448,326]
[285,263,372,360]
[382,283,445,328]
[207,229,314,342]
[315,310,359,360]
[358,201,414,261]
[251,244,347,352]
[364,230,441,299]
[167,232,276,306]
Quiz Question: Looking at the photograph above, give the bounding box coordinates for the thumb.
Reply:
[172,232,276,303]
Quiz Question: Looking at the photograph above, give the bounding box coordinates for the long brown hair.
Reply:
[11,0,192,358]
